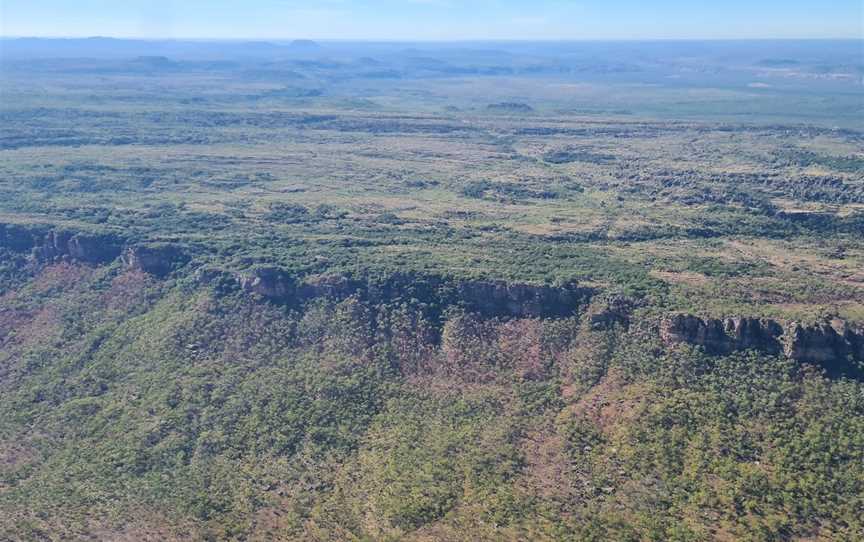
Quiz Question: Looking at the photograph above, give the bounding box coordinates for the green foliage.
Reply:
[775,149,864,174]
[265,202,310,223]
[1,269,861,539]
[1,47,863,540]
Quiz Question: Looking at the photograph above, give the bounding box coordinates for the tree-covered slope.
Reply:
[1,262,861,541]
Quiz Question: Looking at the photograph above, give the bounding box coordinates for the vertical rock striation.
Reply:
[661,313,864,376]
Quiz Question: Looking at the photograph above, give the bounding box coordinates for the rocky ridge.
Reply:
[205,266,594,319]
[661,313,864,376]
[5,224,864,377]
[0,224,124,265]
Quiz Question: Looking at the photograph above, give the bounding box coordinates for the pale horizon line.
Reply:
[2,35,862,43]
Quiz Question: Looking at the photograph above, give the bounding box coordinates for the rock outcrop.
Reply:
[122,244,190,277]
[66,233,124,264]
[297,274,358,300]
[660,314,784,355]
[238,267,296,299]
[202,266,593,320]
[32,230,122,264]
[661,313,864,376]
[784,320,864,375]
[454,280,588,319]
[0,223,124,265]
[0,223,201,275]
[0,223,49,252]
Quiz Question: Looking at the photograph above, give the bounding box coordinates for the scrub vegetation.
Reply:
[0,38,862,540]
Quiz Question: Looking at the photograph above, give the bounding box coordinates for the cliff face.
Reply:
[32,230,123,264]
[0,223,49,252]
[238,267,296,299]
[205,267,593,320]
[661,314,864,376]
[122,244,190,278]
[660,315,784,355]
[66,233,124,264]
[2,222,592,320]
[0,223,124,265]
[784,321,864,375]
[0,223,198,277]
[454,280,587,319]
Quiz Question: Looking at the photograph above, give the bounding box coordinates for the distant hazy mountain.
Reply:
[1,38,860,91]
[0,37,288,60]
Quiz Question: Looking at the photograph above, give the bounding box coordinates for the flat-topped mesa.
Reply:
[661,313,864,376]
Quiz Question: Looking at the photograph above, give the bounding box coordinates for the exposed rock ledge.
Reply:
[0,224,124,265]
[0,223,195,276]
[661,314,864,376]
[199,266,594,319]
[122,244,190,278]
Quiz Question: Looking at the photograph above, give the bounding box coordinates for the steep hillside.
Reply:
[0,255,861,540]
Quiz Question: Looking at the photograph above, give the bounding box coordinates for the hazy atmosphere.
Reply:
[2,0,862,39]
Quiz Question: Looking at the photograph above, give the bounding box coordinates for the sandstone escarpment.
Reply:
[204,266,593,320]
[0,223,199,276]
[660,314,784,355]
[65,233,124,264]
[33,230,122,264]
[0,223,49,252]
[784,320,864,374]
[661,313,864,376]
[0,223,124,265]
[454,280,588,318]
[122,244,190,277]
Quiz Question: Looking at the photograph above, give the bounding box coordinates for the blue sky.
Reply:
[1,0,861,40]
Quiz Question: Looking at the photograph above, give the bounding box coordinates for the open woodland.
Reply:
[0,39,862,540]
